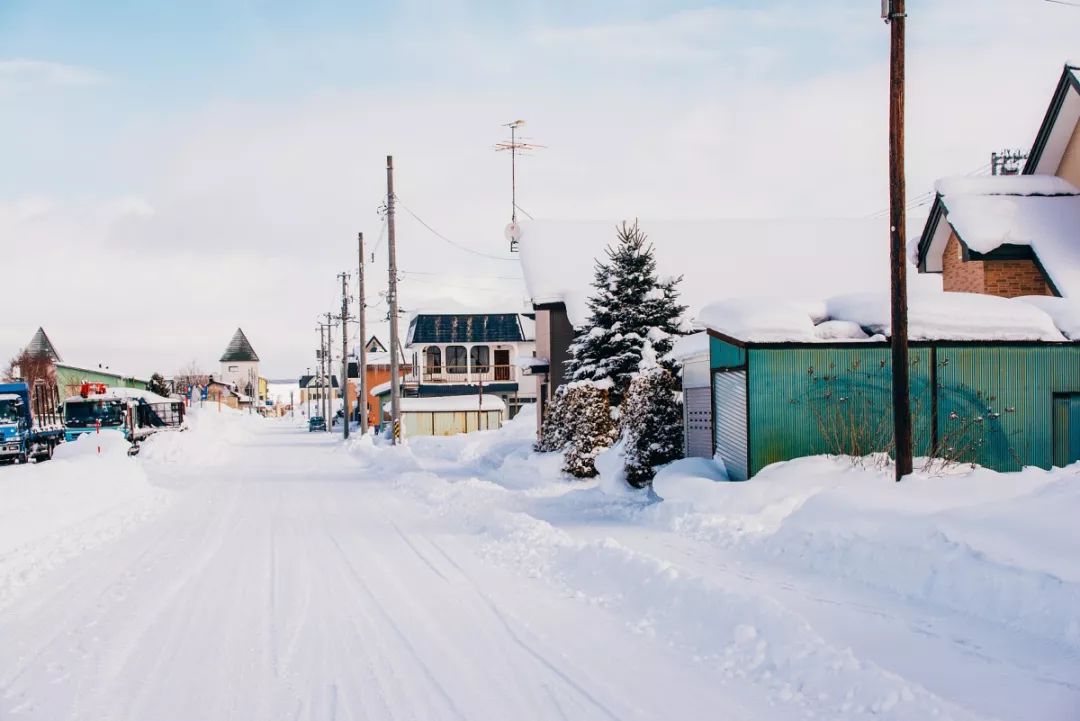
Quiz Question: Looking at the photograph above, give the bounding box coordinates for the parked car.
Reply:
[308,416,326,432]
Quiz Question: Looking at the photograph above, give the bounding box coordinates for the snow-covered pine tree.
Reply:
[561,383,618,478]
[148,372,170,398]
[565,221,687,407]
[534,385,571,452]
[621,368,684,487]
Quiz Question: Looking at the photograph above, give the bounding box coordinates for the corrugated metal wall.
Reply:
[710,337,746,369]
[746,347,934,477]
[1052,394,1080,467]
[936,346,1080,470]
[713,371,748,481]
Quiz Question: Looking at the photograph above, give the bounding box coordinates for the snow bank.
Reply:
[0,440,169,608]
[1015,295,1080,339]
[668,331,709,360]
[139,403,259,466]
[648,456,1080,649]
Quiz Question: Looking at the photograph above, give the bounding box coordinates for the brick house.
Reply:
[915,64,1080,299]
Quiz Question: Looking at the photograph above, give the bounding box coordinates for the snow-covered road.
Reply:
[2,411,1077,721]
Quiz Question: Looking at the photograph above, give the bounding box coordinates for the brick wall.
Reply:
[941,232,1052,298]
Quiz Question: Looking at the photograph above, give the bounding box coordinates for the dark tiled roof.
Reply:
[220,328,259,362]
[25,327,62,361]
[300,375,338,389]
[365,335,387,353]
[407,314,524,345]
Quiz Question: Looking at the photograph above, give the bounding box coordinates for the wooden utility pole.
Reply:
[886,0,913,481]
[386,156,402,445]
[339,271,350,441]
[325,311,335,432]
[357,232,368,435]
[318,324,326,424]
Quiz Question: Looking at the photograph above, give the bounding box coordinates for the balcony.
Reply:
[408,363,518,387]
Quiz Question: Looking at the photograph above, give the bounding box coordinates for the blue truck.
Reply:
[62,383,185,450]
[0,380,65,465]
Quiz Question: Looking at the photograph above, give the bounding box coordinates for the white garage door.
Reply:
[713,371,748,481]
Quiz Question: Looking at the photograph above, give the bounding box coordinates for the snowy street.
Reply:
[2,409,1078,721]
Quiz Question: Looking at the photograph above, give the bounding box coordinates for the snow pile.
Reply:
[139,402,259,466]
[827,291,1066,341]
[650,455,1080,648]
[0,440,169,608]
[697,291,1068,342]
[935,175,1079,197]
[1016,295,1080,339]
[387,395,506,413]
[668,330,709,360]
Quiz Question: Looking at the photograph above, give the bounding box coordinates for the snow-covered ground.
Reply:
[1,405,1077,720]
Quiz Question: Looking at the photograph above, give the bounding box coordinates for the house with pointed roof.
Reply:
[915,64,1080,299]
[24,327,62,362]
[218,328,261,398]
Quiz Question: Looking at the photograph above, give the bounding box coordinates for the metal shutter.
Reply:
[684,387,713,458]
[713,371,748,481]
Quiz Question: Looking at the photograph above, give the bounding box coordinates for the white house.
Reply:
[218,328,260,397]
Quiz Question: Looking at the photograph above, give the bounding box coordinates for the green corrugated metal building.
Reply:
[707,333,1080,480]
[55,364,148,399]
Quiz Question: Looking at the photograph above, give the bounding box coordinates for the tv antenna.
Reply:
[495,119,544,251]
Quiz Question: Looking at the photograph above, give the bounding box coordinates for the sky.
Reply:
[2,0,1079,379]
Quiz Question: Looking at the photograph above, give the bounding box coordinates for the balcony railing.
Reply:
[407,363,518,386]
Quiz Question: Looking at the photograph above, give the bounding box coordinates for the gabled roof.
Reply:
[915,175,1079,297]
[1024,64,1080,175]
[24,327,61,362]
[220,328,259,362]
[299,375,339,389]
[364,336,387,353]
[406,314,528,345]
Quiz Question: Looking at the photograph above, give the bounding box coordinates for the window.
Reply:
[228,365,238,372]
[425,346,442,374]
[470,345,490,373]
[446,345,467,374]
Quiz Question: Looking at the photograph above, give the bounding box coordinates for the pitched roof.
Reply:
[406,314,527,345]
[365,336,387,353]
[299,374,338,389]
[916,175,1080,297]
[24,327,61,361]
[219,328,259,362]
[1024,64,1080,175]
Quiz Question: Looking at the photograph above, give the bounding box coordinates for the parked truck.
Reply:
[0,380,65,464]
[63,383,185,451]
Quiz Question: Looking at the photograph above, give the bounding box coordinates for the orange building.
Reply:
[346,337,406,427]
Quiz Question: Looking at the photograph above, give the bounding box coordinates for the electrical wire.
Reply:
[394,197,519,261]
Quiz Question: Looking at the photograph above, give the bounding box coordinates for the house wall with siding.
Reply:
[1054,112,1080,187]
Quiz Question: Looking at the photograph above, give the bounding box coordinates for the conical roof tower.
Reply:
[219,328,259,362]
[24,327,62,362]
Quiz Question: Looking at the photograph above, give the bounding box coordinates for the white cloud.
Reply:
[0,59,104,89]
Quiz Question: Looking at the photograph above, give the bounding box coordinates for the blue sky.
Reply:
[2,0,1078,376]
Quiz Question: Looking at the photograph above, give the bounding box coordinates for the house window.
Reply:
[228,365,238,372]
[446,345,467,374]
[425,346,442,374]
[470,345,490,373]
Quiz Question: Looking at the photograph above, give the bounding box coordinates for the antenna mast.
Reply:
[495,119,544,252]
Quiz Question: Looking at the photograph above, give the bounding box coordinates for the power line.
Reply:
[395,197,520,261]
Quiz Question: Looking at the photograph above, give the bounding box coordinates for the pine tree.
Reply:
[565,221,687,407]
[535,385,571,452]
[148,372,170,397]
[622,368,684,487]
[561,384,618,478]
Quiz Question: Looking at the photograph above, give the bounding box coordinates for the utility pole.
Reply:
[386,155,402,445]
[885,0,912,481]
[318,324,326,424]
[357,232,369,435]
[325,311,335,432]
[339,271,351,440]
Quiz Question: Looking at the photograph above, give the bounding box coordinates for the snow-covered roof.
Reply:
[669,332,710,361]
[698,291,1075,343]
[518,218,923,328]
[386,395,506,413]
[0,393,21,402]
[920,176,1080,297]
[369,379,392,397]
